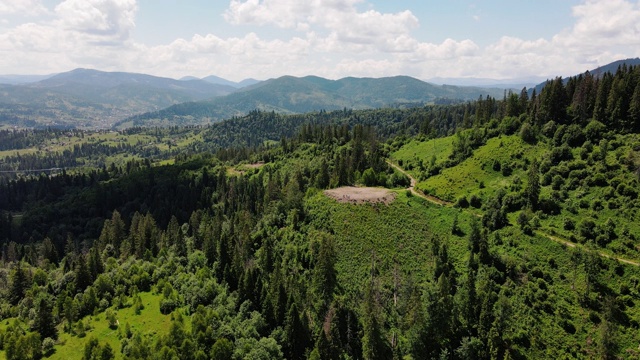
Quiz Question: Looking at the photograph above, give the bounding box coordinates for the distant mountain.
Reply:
[119,75,508,128]
[0,69,236,128]
[427,76,547,89]
[181,75,262,89]
[0,74,56,85]
[533,58,640,93]
[589,58,640,77]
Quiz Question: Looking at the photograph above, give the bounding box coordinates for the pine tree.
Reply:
[9,262,29,305]
[629,82,640,132]
[525,159,540,210]
[35,295,57,339]
[284,303,310,360]
[75,255,92,293]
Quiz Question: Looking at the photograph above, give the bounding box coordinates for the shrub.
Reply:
[160,298,179,315]
[42,337,55,356]
[584,119,606,142]
[578,219,597,240]
[587,173,607,187]
[563,218,575,231]
[455,196,469,208]
[501,163,513,176]
[562,124,586,147]
[502,192,525,212]
[551,175,565,190]
[538,197,561,215]
[492,160,501,171]
[469,194,482,208]
[542,120,557,138]
[520,122,537,144]
[362,168,377,187]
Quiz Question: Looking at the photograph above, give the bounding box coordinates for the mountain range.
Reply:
[179,75,261,88]
[0,69,237,128]
[2,58,639,129]
[118,75,508,128]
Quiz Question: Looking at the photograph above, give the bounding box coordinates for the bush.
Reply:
[562,124,585,147]
[362,168,377,187]
[550,145,573,164]
[563,218,575,231]
[469,194,482,208]
[502,192,525,212]
[160,298,179,315]
[587,173,607,187]
[455,196,469,208]
[520,122,537,144]
[492,160,501,171]
[578,219,597,240]
[538,197,561,215]
[42,337,55,356]
[584,120,606,142]
[551,175,565,190]
[501,163,513,176]
[542,120,557,138]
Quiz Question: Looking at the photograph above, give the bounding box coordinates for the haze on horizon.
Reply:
[1,0,639,82]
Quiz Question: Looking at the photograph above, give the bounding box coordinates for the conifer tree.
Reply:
[9,262,28,305]
[35,295,57,339]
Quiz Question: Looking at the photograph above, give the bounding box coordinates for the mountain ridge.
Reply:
[0,68,237,128]
[120,74,509,128]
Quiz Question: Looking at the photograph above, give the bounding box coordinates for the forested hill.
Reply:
[117,75,507,128]
[0,69,236,129]
[0,64,639,359]
[532,58,640,94]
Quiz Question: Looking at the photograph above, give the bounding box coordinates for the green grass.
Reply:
[0,292,185,360]
[414,135,543,202]
[390,136,454,178]
[50,292,179,360]
[307,189,474,292]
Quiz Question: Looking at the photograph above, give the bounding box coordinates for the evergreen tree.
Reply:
[284,303,311,360]
[9,262,29,305]
[75,254,93,293]
[35,295,57,339]
[525,159,540,210]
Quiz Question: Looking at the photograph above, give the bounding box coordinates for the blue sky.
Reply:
[1,0,639,81]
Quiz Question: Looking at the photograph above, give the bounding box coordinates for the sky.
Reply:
[0,0,639,81]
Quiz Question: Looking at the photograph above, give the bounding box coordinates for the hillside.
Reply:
[533,57,640,94]
[0,69,236,129]
[0,63,639,359]
[119,75,507,128]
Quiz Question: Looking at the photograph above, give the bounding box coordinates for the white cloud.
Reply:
[1,0,640,81]
[0,0,48,16]
[55,0,137,42]
[224,0,418,52]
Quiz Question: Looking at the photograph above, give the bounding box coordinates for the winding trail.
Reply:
[386,160,450,206]
[387,159,640,267]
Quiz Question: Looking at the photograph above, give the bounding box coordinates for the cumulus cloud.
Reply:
[1,0,640,81]
[0,0,48,16]
[55,0,137,42]
[224,0,418,52]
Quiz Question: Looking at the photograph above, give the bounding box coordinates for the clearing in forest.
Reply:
[324,186,396,205]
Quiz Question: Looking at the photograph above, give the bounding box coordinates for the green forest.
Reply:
[0,64,639,359]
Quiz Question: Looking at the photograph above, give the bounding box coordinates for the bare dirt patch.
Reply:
[243,162,265,169]
[324,187,396,205]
